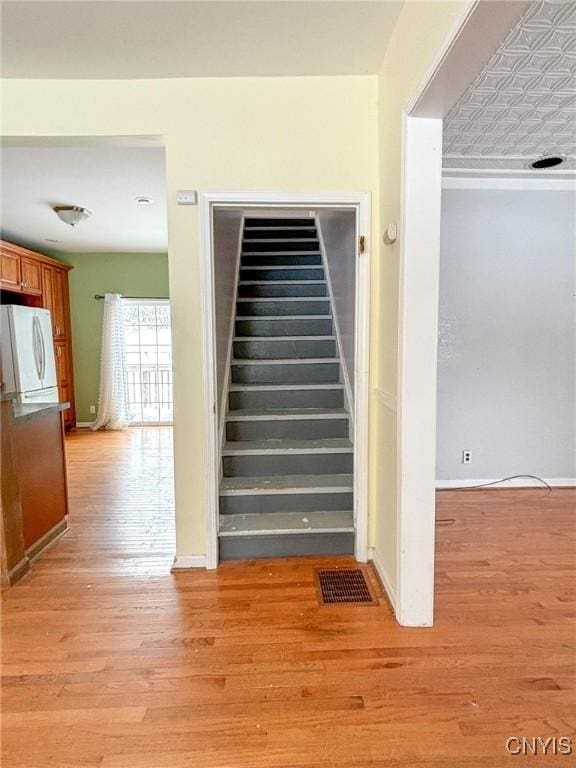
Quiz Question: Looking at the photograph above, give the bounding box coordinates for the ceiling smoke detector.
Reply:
[529,155,565,170]
[53,205,92,227]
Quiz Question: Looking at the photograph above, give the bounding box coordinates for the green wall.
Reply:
[57,252,169,423]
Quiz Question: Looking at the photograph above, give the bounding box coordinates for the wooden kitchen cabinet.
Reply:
[1,247,22,291]
[54,340,75,429]
[43,266,75,428]
[1,240,76,430]
[12,404,69,557]
[51,268,69,340]
[20,257,42,295]
[41,265,55,316]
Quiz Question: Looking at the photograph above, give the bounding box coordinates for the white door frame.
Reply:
[394,0,529,625]
[199,191,371,569]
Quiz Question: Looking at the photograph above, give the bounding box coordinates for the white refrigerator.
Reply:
[1,305,59,403]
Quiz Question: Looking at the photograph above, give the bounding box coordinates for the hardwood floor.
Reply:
[1,428,574,767]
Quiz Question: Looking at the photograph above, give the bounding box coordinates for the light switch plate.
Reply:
[176,190,197,205]
[383,223,398,245]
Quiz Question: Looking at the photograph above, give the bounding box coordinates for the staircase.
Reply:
[218,216,354,560]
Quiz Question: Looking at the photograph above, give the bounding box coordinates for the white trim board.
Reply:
[409,1,529,118]
[396,115,443,628]
[368,547,397,614]
[442,176,576,191]
[198,190,372,570]
[172,555,206,569]
[436,478,576,489]
[218,212,245,455]
[315,214,354,429]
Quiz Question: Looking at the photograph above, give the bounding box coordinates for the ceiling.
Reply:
[443,0,576,173]
[1,1,403,79]
[0,144,168,253]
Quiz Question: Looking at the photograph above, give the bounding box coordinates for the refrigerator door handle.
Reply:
[38,318,46,380]
[32,316,43,382]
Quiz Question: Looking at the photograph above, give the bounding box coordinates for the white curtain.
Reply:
[92,293,130,431]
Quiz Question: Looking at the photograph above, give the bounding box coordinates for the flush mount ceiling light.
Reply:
[529,155,565,170]
[135,196,154,205]
[53,205,92,227]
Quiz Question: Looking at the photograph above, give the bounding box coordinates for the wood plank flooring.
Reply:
[2,428,575,767]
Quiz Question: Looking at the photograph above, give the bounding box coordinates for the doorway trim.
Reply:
[394,0,530,625]
[199,191,371,569]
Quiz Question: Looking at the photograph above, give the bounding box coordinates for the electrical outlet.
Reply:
[462,450,472,464]
[89,405,96,414]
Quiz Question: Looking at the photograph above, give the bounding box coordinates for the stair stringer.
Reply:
[315,213,355,438]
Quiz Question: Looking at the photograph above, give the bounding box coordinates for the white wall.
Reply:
[317,210,356,403]
[213,209,243,435]
[437,188,576,483]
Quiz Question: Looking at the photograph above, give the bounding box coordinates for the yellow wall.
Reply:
[1,76,379,557]
[371,1,468,594]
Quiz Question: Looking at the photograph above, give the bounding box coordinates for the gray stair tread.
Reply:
[222,438,353,455]
[239,280,326,285]
[235,316,332,321]
[220,474,353,495]
[241,265,321,270]
[243,238,319,242]
[229,383,343,391]
[242,252,321,256]
[219,510,354,536]
[245,226,315,231]
[232,358,339,365]
[236,297,328,302]
[234,335,334,341]
[227,408,348,421]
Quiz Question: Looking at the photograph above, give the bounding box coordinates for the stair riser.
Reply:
[238,283,327,298]
[242,254,321,266]
[226,418,349,441]
[240,268,325,281]
[220,491,353,515]
[243,241,319,252]
[234,338,336,360]
[236,318,333,337]
[219,532,354,560]
[222,452,353,477]
[244,228,317,239]
[232,362,340,385]
[229,388,344,410]
[245,218,313,228]
[236,300,330,316]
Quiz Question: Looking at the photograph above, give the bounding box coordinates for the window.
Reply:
[123,299,173,424]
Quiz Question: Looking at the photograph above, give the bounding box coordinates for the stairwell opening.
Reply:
[199,194,371,567]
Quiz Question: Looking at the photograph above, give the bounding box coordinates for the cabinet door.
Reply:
[52,269,68,339]
[1,250,22,291]
[41,265,55,314]
[54,340,75,429]
[20,257,42,295]
[54,340,70,388]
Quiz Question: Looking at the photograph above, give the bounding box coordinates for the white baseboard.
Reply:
[172,555,206,570]
[76,421,94,428]
[436,477,576,489]
[368,547,397,613]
